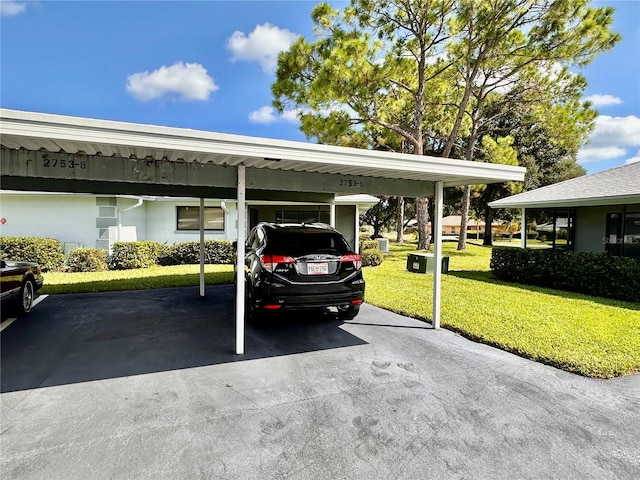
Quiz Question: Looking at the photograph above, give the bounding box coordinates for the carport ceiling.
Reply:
[0,109,525,190]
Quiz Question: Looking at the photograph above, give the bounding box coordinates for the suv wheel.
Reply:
[337,304,360,320]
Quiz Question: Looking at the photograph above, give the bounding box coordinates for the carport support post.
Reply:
[199,198,205,297]
[432,181,443,329]
[235,164,246,355]
[330,200,336,228]
[520,208,527,249]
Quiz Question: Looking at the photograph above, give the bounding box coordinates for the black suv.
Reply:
[242,223,365,320]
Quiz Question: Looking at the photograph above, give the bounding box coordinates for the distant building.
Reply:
[490,162,640,258]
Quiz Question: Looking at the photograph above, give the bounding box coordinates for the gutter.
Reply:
[117,197,145,242]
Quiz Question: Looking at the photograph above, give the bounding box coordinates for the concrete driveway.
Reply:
[1,285,639,479]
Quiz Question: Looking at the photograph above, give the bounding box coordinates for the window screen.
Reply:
[177,206,224,231]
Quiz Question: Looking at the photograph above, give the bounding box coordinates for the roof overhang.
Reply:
[489,194,640,209]
[0,109,525,194]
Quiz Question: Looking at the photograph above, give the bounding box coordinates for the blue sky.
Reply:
[1,0,638,175]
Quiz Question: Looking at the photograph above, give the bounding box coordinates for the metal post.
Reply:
[235,165,246,355]
[199,198,205,297]
[520,208,526,249]
[432,181,443,329]
[330,200,336,228]
[354,205,360,253]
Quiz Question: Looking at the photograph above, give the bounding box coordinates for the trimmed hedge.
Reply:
[108,241,164,270]
[157,240,235,266]
[67,248,108,272]
[360,239,379,251]
[490,247,640,302]
[511,232,539,240]
[361,248,384,267]
[0,236,65,272]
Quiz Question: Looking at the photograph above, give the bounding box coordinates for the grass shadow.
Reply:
[448,270,640,312]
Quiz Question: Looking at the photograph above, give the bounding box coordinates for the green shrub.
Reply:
[358,233,372,249]
[0,236,65,272]
[157,240,235,265]
[536,229,568,242]
[360,239,379,251]
[490,247,640,302]
[361,248,384,267]
[512,231,539,240]
[67,248,108,272]
[108,241,163,270]
[466,231,484,240]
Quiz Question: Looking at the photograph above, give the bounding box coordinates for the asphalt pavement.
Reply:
[1,285,639,479]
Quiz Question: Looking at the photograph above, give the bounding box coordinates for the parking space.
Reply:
[1,286,639,479]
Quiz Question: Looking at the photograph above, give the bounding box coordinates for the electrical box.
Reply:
[406,252,449,274]
[376,237,389,253]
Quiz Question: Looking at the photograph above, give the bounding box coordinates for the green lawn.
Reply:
[41,264,234,294]
[39,244,640,378]
[364,242,640,378]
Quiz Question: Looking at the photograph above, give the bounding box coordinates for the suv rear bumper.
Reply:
[251,278,365,310]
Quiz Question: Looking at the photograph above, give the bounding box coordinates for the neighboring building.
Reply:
[437,215,505,236]
[489,162,640,258]
[0,191,377,254]
[405,215,505,237]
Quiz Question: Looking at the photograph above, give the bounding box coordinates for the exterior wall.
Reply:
[573,204,640,254]
[336,205,356,250]
[118,197,147,240]
[0,193,99,249]
[574,205,621,253]
[0,193,365,250]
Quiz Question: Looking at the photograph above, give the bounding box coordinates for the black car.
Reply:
[242,223,365,320]
[1,259,44,317]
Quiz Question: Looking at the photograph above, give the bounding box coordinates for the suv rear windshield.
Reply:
[264,228,352,257]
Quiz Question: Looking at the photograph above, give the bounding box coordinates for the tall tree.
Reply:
[442,0,619,250]
[272,0,620,249]
[273,0,458,249]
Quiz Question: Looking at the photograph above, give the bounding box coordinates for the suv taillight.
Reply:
[340,254,362,269]
[260,254,296,273]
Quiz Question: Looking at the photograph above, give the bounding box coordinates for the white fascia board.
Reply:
[0,189,97,197]
[1,109,525,186]
[489,194,640,209]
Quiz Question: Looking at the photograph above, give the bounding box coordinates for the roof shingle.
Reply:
[489,162,640,208]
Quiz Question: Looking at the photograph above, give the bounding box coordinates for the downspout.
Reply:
[117,197,144,242]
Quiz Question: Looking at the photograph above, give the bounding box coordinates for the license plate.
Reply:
[307,262,329,275]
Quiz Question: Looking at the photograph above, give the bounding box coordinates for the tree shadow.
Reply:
[448,270,640,312]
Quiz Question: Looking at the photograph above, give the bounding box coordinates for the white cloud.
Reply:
[577,146,627,163]
[1,1,26,16]
[625,150,640,165]
[227,23,299,73]
[280,109,301,123]
[578,115,640,164]
[249,106,277,124]
[585,94,623,107]
[126,62,218,102]
[248,105,300,124]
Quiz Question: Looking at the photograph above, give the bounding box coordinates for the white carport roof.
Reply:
[1,108,526,355]
[0,109,524,188]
